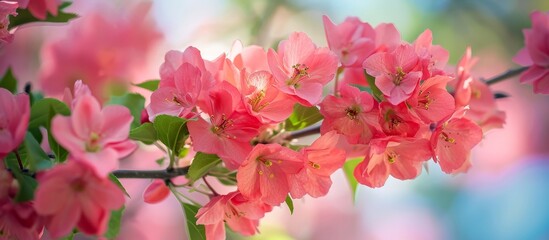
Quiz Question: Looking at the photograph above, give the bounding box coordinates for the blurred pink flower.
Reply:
[51,94,136,177]
[196,191,272,240]
[413,29,449,79]
[15,0,59,20]
[0,1,18,49]
[378,102,420,137]
[237,143,303,206]
[39,3,161,101]
[513,11,549,94]
[143,179,170,204]
[268,32,338,106]
[0,88,29,159]
[34,161,125,239]
[0,167,44,240]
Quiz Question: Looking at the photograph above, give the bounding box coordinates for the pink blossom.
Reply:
[0,168,44,240]
[39,3,161,101]
[430,118,483,174]
[196,191,272,240]
[407,75,455,124]
[159,47,218,104]
[354,137,432,188]
[62,79,92,109]
[363,44,422,105]
[51,94,137,177]
[143,179,170,204]
[413,29,449,79]
[289,131,346,198]
[187,81,262,169]
[146,63,202,121]
[267,32,338,106]
[453,48,506,132]
[240,70,296,124]
[322,15,376,67]
[17,0,59,20]
[513,11,549,94]
[319,84,381,144]
[0,1,18,49]
[34,161,125,239]
[236,144,303,206]
[378,102,420,137]
[0,88,29,159]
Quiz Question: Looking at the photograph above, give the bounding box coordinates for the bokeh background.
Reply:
[3,0,549,239]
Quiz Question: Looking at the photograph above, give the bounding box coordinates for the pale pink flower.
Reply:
[354,137,432,188]
[236,144,303,206]
[187,81,262,169]
[196,191,272,240]
[430,118,483,174]
[0,1,18,49]
[413,29,449,79]
[39,3,161,101]
[289,131,346,198]
[513,11,549,94]
[159,47,218,104]
[319,84,381,144]
[34,161,125,239]
[267,32,338,106]
[146,63,202,121]
[0,88,29,159]
[52,94,137,177]
[0,168,44,240]
[363,44,422,105]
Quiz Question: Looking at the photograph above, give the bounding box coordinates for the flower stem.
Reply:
[14,150,23,170]
[202,177,219,197]
[485,66,528,85]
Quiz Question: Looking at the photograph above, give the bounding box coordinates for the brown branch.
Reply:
[112,167,189,179]
[484,66,528,85]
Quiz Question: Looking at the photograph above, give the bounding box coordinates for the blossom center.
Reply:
[211,114,234,138]
[440,132,456,143]
[393,67,406,86]
[248,90,268,112]
[286,63,310,88]
[418,91,433,110]
[71,179,87,192]
[345,105,361,120]
[85,132,101,152]
[308,161,321,169]
[386,151,399,164]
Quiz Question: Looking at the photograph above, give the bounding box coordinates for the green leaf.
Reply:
[129,122,157,144]
[365,71,384,102]
[187,153,221,183]
[182,203,206,240]
[343,158,362,203]
[108,174,130,198]
[134,80,160,91]
[153,115,189,156]
[0,68,17,93]
[5,154,38,202]
[24,132,53,171]
[8,2,78,30]
[285,195,294,215]
[104,206,125,240]
[107,93,145,129]
[284,104,323,131]
[28,98,70,129]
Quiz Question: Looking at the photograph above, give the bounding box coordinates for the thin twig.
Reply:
[14,150,23,170]
[202,177,219,197]
[112,167,189,179]
[484,66,528,85]
[285,125,321,140]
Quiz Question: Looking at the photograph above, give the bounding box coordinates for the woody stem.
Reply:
[485,66,528,85]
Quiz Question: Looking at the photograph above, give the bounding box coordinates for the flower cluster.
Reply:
[0,3,544,239]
